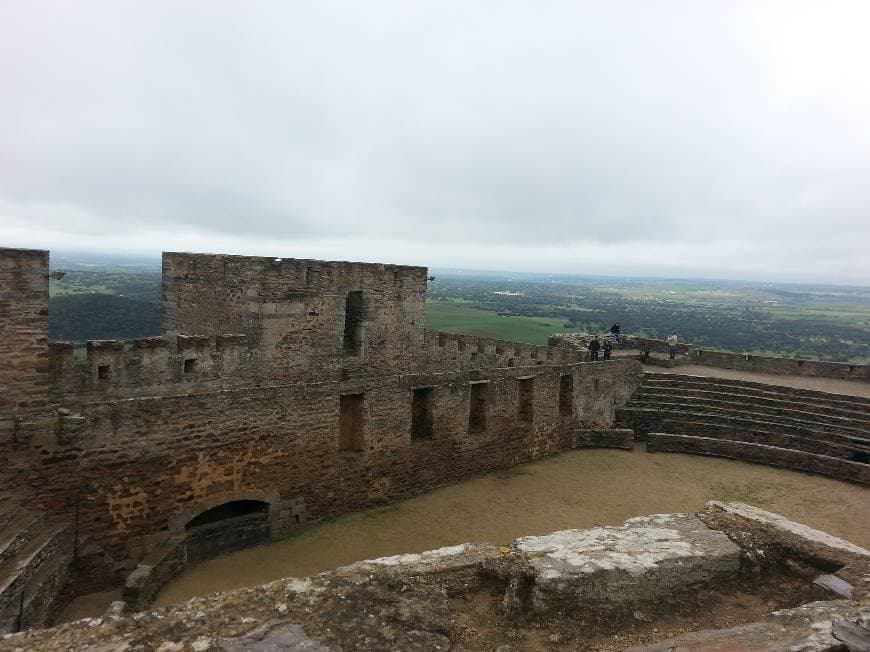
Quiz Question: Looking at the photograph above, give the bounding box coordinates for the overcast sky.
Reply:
[2,2,869,282]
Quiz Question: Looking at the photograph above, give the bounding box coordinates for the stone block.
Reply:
[512,513,740,610]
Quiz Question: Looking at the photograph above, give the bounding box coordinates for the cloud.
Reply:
[1,1,869,281]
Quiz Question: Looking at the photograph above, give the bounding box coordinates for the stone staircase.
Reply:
[616,373,870,484]
[0,492,73,633]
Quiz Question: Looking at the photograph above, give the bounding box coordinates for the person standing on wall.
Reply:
[640,345,651,363]
[588,336,601,361]
[667,332,679,359]
[609,322,622,346]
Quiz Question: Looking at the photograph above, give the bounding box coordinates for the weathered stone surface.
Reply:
[832,610,870,651]
[708,501,870,558]
[628,601,870,651]
[815,573,854,599]
[571,427,634,449]
[219,622,331,651]
[648,433,870,484]
[551,332,870,381]
[346,543,495,574]
[512,513,740,609]
[2,505,870,650]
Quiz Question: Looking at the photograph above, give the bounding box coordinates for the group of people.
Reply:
[587,323,622,361]
[586,334,613,361]
[586,323,680,361]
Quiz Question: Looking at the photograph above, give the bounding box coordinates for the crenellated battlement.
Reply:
[421,329,580,370]
[47,333,253,402]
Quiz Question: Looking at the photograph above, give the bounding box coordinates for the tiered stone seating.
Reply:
[615,373,870,484]
[0,493,72,633]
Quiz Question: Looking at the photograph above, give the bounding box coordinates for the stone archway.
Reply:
[184,499,272,563]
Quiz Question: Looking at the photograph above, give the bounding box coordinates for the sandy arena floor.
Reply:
[142,445,870,609]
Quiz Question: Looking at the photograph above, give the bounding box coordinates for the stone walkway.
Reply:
[648,364,870,399]
[609,349,870,398]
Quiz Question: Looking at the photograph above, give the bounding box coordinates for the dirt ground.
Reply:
[138,446,870,610]
[448,572,832,651]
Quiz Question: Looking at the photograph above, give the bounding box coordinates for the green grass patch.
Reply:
[425,302,581,345]
[50,283,115,297]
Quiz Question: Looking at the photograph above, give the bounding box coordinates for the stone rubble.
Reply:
[3,503,867,650]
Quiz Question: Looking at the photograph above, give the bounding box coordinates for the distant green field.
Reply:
[50,284,114,297]
[425,302,581,345]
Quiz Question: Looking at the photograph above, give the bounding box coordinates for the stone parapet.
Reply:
[48,333,252,403]
[647,433,870,484]
[550,332,870,382]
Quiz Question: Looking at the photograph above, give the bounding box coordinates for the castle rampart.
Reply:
[2,247,868,632]
[551,332,870,381]
[47,334,253,404]
[32,358,640,569]
[0,250,50,422]
[162,252,430,380]
[45,329,581,406]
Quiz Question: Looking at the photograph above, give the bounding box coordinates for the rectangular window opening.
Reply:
[468,383,488,434]
[411,387,434,440]
[343,291,365,354]
[184,358,197,373]
[518,377,534,422]
[97,364,111,380]
[339,394,365,452]
[559,374,574,417]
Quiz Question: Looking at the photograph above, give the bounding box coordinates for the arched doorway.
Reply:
[184,499,271,563]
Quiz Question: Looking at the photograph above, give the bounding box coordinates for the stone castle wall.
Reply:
[688,347,870,381]
[47,334,254,405]
[5,247,868,626]
[0,248,51,486]
[0,249,50,417]
[551,332,870,381]
[24,359,640,568]
[46,330,581,404]
[162,252,429,380]
[1,249,639,591]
